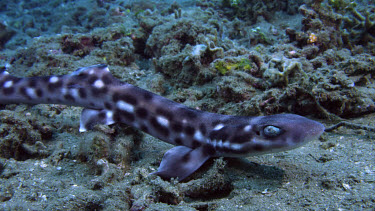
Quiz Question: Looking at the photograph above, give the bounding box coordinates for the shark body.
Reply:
[0,64,324,181]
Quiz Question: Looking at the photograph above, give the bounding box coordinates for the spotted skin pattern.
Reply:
[0,65,325,181]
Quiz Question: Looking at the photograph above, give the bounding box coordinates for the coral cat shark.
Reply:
[0,64,324,181]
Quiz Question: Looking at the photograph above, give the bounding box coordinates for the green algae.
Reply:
[327,0,357,11]
[214,58,253,75]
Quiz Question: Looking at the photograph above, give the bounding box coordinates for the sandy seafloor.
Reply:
[0,0,375,210]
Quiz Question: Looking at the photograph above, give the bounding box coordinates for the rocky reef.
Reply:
[0,0,374,210]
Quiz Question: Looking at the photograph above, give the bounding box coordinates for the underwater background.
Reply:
[0,0,374,210]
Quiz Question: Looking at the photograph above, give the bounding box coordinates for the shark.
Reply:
[0,64,325,181]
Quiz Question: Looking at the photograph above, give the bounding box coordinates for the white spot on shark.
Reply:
[213,124,224,130]
[244,125,252,132]
[94,80,104,89]
[70,89,79,98]
[61,88,67,95]
[106,111,113,119]
[223,141,231,148]
[217,139,223,148]
[3,81,13,88]
[194,130,204,142]
[229,143,243,151]
[117,100,134,113]
[26,88,37,98]
[210,139,224,149]
[105,111,115,125]
[49,76,59,83]
[212,140,217,148]
[157,116,169,127]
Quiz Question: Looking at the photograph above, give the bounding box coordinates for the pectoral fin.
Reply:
[153,146,211,181]
[79,108,114,132]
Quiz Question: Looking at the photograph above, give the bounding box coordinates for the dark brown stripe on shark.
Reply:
[209,129,229,141]
[199,123,207,135]
[19,87,32,100]
[76,72,89,80]
[112,92,138,105]
[142,90,153,101]
[78,88,87,98]
[140,124,149,133]
[179,107,198,119]
[36,89,43,98]
[104,102,112,110]
[64,94,75,102]
[88,75,98,85]
[174,137,183,145]
[47,80,63,92]
[171,122,183,133]
[191,140,201,149]
[28,79,38,87]
[3,87,14,95]
[135,107,148,119]
[102,74,114,84]
[40,76,51,84]
[184,125,195,136]
[91,87,108,97]
[114,109,135,122]
[231,134,251,144]
[67,82,76,88]
[98,111,106,119]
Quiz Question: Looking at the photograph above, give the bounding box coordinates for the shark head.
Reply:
[240,113,325,155]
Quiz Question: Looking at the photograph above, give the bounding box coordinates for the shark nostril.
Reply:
[255,130,260,136]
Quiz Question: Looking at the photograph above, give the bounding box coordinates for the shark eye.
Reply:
[263,125,282,137]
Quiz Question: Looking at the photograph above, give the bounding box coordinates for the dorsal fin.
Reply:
[70,64,110,76]
[69,64,122,86]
